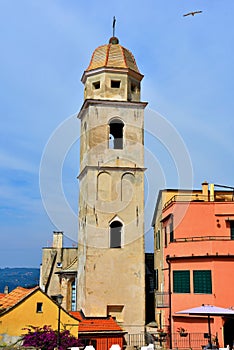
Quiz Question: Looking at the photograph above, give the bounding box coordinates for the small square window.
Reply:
[131,82,139,92]
[131,83,136,92]
[93,81,100,89]
[111,80,121,88]
[36,302,43,313]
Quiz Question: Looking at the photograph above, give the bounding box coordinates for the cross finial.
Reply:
[113,16,116,37]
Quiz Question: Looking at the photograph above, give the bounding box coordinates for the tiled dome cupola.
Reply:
[81,37,143,102]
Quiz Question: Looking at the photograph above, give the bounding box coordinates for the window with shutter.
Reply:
[193,270,212,294]
[173,270,190,293]
[156,230,160,249]
[169,221,174,242]
[155,269,158,291]
[230,221,234,240]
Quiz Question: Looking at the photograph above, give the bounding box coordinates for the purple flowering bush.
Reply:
[22,325,83,350]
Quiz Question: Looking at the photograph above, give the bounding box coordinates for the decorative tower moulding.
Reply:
[77,37,147,334]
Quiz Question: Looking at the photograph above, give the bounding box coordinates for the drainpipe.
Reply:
[166,255,172,349]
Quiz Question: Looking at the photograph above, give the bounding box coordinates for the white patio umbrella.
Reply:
[176,304,234,348]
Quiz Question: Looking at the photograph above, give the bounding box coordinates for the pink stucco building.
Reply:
[152,182,234,348]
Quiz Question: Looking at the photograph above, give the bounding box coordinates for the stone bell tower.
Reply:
[77,36,147,334]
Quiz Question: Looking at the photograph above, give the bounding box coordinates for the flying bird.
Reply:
[183,10,203,17]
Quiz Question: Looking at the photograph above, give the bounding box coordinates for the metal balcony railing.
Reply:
[163,194,207,209]
[174,235,231,242]
[125,332,212,349]
[163,193,234,210]
[172,332,216,349]
[155,291,169,308]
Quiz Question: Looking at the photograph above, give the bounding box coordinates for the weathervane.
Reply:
[113,16,116,37]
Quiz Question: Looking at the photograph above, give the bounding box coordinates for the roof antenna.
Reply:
[113,16,116,37]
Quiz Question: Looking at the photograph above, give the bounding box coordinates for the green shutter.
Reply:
[170,222,174,242]
[156,230,160,249]
[230,222,234,240]
[193,270,212,294]
[173,270,190,293]
[155,269,158,290]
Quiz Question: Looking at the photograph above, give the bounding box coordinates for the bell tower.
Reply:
[77,36,147,334]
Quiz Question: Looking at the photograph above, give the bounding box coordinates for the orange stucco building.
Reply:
[152,182,234,348]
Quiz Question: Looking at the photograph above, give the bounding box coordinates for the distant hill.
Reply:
[0,268,40,293]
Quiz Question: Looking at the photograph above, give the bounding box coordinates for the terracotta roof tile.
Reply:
[70,311,123,333]
[0,286,37,310]
[86,41,140,74]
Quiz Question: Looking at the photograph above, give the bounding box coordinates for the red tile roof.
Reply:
[86,41,140,74]
[0,286,38,311]
[70,311,123,333]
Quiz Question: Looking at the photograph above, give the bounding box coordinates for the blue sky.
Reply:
[1,0,234,267]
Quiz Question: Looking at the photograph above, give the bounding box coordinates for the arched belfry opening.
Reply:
[110,220,123,248]
[109,119,124,149]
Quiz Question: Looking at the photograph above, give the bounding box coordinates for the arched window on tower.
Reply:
[121,172,135,202]
[109,119,124,149]
[97,171,111,201]
[110,220,122,248]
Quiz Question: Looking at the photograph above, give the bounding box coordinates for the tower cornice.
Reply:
[77,99,148,120]
[78,165,147,180]
[81,66,144,84]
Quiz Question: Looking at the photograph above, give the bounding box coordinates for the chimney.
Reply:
[53,231,63,249]
[210,184,215,201]
[202,181,209,201]
[4,285,9,294]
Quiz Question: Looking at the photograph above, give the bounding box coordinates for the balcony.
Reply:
[155,291,169,308]
[126,332,212,349]
[163,193,234,210]
[174,235,231,242]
